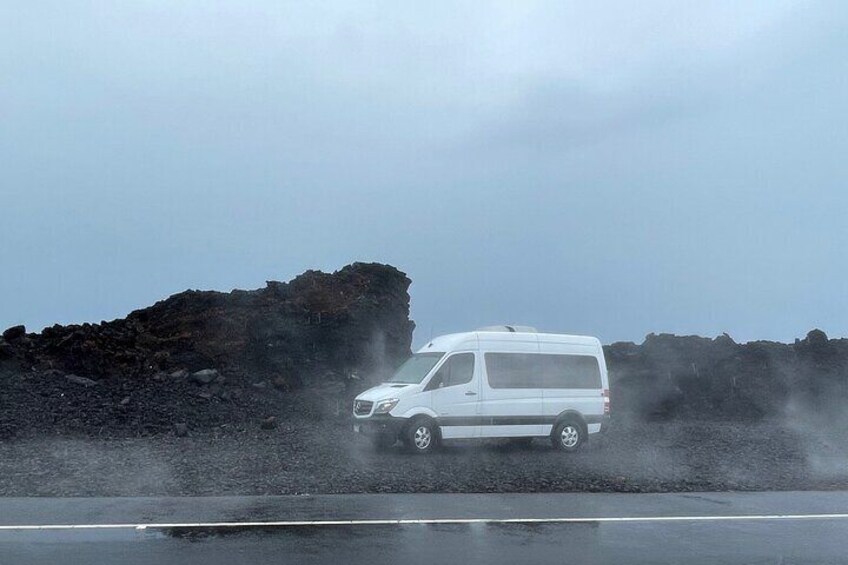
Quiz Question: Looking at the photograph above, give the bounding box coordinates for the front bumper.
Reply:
[353,414,406,439]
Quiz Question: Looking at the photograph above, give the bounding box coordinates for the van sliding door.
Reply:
[478,337,544,437]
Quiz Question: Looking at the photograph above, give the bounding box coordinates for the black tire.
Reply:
[550,419,585,452]
[404,417,439,454]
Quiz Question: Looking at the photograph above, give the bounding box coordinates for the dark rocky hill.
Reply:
[1,264,846,437]
[606,329,848,422]
[0,263,413,437]
[1,262,413,385]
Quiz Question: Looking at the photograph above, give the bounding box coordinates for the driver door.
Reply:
[426,352,480,439]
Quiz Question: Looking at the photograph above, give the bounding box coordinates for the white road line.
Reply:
[1,514,848,531]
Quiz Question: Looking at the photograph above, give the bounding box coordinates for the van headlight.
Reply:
[373,398,399,414]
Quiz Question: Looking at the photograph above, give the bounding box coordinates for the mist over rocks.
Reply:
[605,329,848,421]
[2,271,848,495]
[1,261,847,438]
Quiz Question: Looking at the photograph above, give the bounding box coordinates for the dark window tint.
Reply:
[538,354,602,388]
[485,353,601,389]
[431,353,475,388]
[484,353,536,389]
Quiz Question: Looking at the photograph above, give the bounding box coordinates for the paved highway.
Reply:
[2,492,847,564]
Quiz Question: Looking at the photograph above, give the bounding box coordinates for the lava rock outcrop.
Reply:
[3,262,413,386]
[605,329,848,421]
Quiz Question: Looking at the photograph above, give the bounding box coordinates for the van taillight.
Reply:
[603,389,610,415]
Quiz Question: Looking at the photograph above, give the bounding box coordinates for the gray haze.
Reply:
[2,1,847,348]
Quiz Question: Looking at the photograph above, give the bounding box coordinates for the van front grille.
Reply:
[354,400,373,416]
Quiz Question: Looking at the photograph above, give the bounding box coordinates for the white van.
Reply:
[353,326,610,453]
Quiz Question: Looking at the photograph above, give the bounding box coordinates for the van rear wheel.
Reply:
[404,417,438,454]
[551,420,585,452]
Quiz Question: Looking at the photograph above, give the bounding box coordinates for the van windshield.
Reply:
[386,352,445,384]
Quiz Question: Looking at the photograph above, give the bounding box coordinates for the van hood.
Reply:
[356,383,415,402]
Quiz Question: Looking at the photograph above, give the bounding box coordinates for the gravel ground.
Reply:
[2,418,847,497]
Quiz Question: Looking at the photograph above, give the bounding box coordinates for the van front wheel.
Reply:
[404,417,438,454]
[551,420,585,452]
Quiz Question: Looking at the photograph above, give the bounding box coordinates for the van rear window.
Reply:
[484,353,601,389]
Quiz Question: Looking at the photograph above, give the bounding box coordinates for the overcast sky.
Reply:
[2,1,847,347]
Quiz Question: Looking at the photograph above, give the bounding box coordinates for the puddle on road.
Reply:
[0,521,606,547]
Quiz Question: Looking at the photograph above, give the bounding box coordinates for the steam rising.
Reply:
[2,326,847,496]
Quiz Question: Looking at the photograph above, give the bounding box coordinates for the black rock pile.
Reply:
[2,261,847,437]
[0,262,414,437]
[605,329,848,421]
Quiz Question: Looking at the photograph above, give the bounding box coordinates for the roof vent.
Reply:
[477,325,538,333]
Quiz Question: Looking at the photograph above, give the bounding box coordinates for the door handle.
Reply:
[464,391,477,396]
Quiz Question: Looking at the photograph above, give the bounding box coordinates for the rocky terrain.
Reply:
[1,418,846,497]
[606,329,848,423]
[0,262,413,437]
[1,262,847,495]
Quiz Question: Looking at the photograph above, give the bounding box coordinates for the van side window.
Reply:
[484,353,535,388]
[538,354,602,388]
[431,353,475,388]
[485,353,601,389]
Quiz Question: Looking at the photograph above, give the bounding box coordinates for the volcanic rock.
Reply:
[191,369,218,384]
[3,325,26,341]
[4,263,413,389]
[65,374,98,387]
[605,330,848,421]
[805,328,828,348]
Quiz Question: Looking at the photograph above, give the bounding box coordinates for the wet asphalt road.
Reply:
[2,492,848,564]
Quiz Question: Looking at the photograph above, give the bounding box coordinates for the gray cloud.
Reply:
[1,1,846,347]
